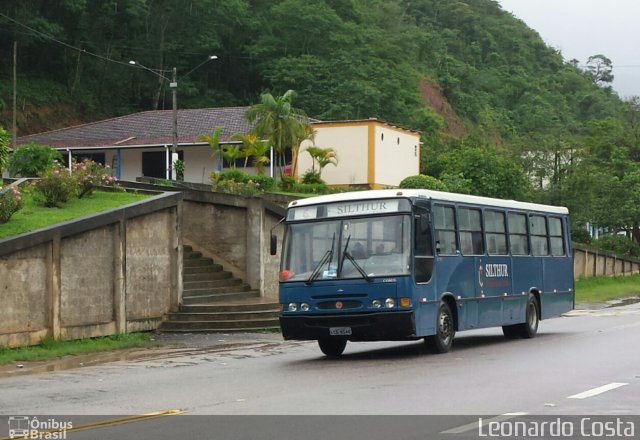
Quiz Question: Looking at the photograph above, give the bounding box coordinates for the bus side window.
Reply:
[459,207,484,255]
[549,217,565,256]
[485,210,508,255]
[530,215,549,256]
[414,208,434,283]
[508,212,529,255]
[434,205,458,254]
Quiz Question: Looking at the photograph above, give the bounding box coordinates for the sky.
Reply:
[496,0,640,99]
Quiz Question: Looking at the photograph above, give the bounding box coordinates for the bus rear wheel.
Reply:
[425,301,455,353]
[318,339,347,357]
[512,295,539,339]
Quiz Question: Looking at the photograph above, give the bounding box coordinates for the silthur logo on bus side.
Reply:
[478,264,510,289]
[485,264,509,278]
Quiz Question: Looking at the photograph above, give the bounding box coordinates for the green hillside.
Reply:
[1,0,639,245]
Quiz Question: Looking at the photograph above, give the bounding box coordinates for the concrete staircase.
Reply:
[160,245,281,333]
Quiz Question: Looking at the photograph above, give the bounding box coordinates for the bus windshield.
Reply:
[280,215,411,282]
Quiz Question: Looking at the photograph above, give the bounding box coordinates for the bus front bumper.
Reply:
[280,311,416,341]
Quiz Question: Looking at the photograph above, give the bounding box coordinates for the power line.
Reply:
[0,11,134,69]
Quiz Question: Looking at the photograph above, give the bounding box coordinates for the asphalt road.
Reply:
[1,303,639,439]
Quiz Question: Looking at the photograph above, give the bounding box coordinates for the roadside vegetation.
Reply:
[0,188,149,240]
[1,144,150,240]
[575,274,640,304]
[0,333,153,365]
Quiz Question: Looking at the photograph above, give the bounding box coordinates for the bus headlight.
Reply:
[288,303,298,312]
[385,298,395,308]
[400,297,411,307]
[372,300,382,308]
[300,303,310,311]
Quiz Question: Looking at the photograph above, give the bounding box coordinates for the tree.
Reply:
[586,54,614,86]
[231,133,271,175]
[304,146,338,178]
[245,90,311,178]
[196,126,225,171]
[221,145,242,169]
[428,143,531,200]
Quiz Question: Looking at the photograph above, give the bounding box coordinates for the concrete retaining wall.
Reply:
[0,192,182,348]
[573,243,640,279]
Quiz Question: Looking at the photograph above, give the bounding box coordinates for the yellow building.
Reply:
[300,118,421,189]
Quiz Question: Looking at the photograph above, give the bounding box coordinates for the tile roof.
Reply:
[16,107,252,148]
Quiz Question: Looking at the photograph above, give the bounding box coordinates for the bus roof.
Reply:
[288,189,569,215]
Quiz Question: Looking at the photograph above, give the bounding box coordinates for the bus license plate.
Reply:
[329,327,352,336]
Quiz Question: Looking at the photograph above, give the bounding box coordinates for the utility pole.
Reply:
[129,56,216,180]
[170,67,178,180]
[12,40,17,149]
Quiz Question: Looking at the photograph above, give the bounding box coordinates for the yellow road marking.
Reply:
[1,409,185,440]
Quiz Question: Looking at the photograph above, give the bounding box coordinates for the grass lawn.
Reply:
[0,333,153,365]
[0,189,150,240]
[575,273,640,304]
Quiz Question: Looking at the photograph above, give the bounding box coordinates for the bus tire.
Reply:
[318,339,347,357]
[425,301,455,353]
[516,295,539,339]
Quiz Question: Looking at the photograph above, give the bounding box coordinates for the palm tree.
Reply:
[221,145,242,168]
[196,126,225,171]
[305,146,338,178]
[245,90,311,178]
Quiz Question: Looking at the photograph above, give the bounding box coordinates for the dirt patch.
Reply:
[418,78,467,137]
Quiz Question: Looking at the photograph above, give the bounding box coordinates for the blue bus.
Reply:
[273,189,574,357]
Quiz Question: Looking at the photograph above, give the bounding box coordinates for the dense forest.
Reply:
[1,0,640,248]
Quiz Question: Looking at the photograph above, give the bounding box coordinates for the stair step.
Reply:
[184,258,215,268]
[158,326,281,334]
[161,318,281,330]
[167,311,280,321]
[184,278,242,290]
[180,303,280,313]
[184,251,203,260]
[183,284,252,297]
[182,290,260,305]
[184,271,232,282]
[183,264,223,274]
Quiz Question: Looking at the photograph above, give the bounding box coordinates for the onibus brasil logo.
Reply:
[8,416,72,439]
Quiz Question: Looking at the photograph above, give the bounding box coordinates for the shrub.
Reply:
[33,165,77,207]
[399,174,449,191]
[72,159,117,198]
[8,144,63,177]
[0,185,23,223]
[173,159,185,182]
[301,170,324,185]
[0,127,9,174]
[210,169,274,196]
[571,227,591,244]
[277,175,297,192]
[590,234,640,258]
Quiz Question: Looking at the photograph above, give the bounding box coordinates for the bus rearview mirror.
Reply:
[270,233,278,255]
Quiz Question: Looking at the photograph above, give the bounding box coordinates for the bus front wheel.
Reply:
[318,339,347,357]
[425,301,455,353]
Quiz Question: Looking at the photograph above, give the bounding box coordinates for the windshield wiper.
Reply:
[338,235,372,282]
[306,233,336,285]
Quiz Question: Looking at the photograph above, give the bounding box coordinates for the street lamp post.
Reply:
[129,56,217,179]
